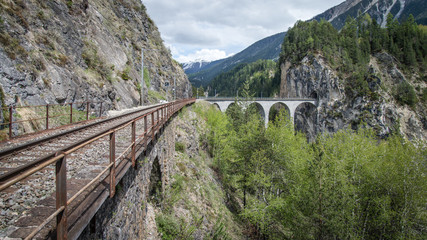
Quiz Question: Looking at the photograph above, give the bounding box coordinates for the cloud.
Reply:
[176,49,234,63]
[144,0,344,60]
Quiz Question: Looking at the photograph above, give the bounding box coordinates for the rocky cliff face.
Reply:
[280,53,427,141]
[0,0,191,112]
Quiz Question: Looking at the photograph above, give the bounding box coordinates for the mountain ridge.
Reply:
[313,0,427,29]
[186,32,285,87]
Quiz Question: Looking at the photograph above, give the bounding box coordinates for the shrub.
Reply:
[175,142,185,153]
[82,40,112,82]
[395,81,418,107]
[421,88,427,103]
[121,66,131,80]
[0,32,28,59]
[66,0,73,9]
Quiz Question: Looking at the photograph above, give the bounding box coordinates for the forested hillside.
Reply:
[188,32,285,87]
[282,14,426,86]
[206,60,280,97]
[278,13,427,140]
[195,101,426,239]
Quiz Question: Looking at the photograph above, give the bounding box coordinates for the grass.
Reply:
[0,129,9,141]
[82,39,113,82]
[36,34,56,50]
[8,104,98,137]
[148,90,166,101]
[144,67,151,87]
[0,32,28,60]
[121,66,131,80]
[154,118,240,238]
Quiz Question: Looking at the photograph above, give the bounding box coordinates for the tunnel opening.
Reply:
[310,91,318,99]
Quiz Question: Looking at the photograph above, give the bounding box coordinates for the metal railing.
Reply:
[0,101,106,139]
[0,98,195,239]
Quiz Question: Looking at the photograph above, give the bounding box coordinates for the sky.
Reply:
[143,0,344,63]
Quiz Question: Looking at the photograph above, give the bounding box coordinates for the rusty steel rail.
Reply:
[0,101,105,139]
[0,98,195,239]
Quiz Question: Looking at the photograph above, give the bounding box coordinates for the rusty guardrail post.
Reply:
[131,121,136,168]
[151,112,155,140]
[156,109,159,129]
[8,106,12,138]
[161,107,164,125]
[56,153,67,240]
[143,115,147,150]
[86,102,89,121]
[99,102,103,117]
[109,131,116,198]
[46,104,49,130]
[70,103,73,124]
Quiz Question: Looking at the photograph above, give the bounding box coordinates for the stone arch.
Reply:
[294,102,317,142]
[268,102,291,123]
[212,103,221,111]
[149,156,162,203]
[248,102,265,120]
[225,102,239,114]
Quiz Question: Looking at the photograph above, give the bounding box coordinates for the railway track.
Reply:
[0,99,195,239]
[0,102,164,180]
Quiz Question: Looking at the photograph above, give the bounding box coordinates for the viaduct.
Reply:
[200,97,318,125]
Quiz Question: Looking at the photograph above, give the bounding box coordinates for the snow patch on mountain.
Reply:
[182,60,211,71]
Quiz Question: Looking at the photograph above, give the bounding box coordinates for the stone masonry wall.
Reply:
[78,118,176,239]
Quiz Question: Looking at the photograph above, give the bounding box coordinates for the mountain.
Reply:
[207,59,280,97]
[182,60,213,75]
[186,32,285,87]
[0,0,191,113]
[187,0,427,88]
[313,0,427,29]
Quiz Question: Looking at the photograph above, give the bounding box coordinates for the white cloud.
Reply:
[143,0,344,61]
[176,49,234,63]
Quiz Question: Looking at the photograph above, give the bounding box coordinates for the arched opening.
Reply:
[248,102,265,121]
[268,102,290,123]
[149,157,162,204]
[212,103,221,111]
[294,102,317,142]
[310,91,318,99]
[225,102,239,115]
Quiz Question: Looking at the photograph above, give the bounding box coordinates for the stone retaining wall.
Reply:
[78,119,175,239]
